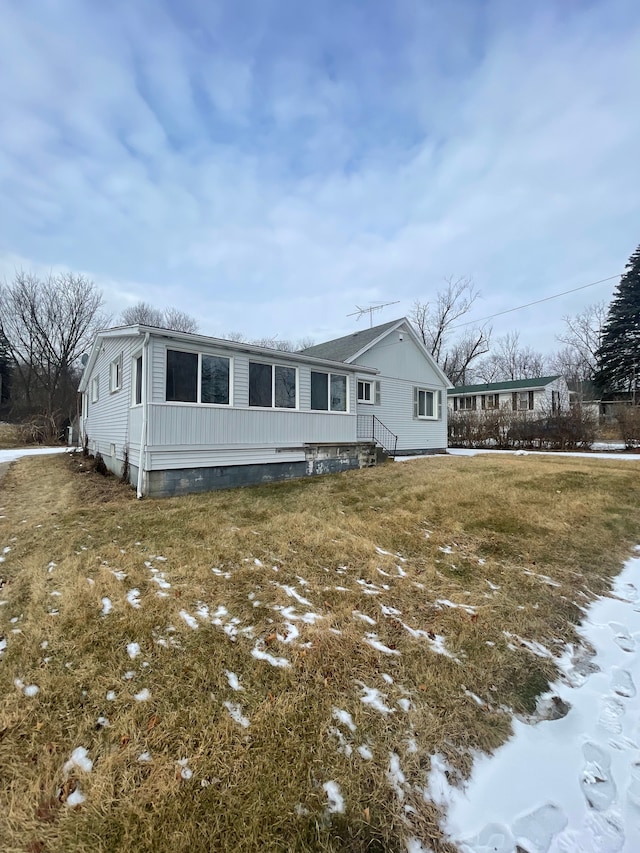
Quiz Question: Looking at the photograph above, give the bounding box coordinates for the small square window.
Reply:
[357,380,374,404]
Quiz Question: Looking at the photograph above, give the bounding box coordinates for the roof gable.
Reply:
[301,319,400,362]
[302,318,452,388]
[448,375,562,395]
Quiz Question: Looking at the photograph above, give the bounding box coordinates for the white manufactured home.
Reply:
[447,375,570,416]
[78,318,450,497]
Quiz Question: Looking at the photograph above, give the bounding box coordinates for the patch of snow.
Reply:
[211,567,231,579]
[387,752,406,801]
[0,638,7,656]
[277,622,300,644]
[359,685,394,715]
[138,751,152,763]
[398,698,411,712]
[112,570,127,581]
[328,726,352,757]
[133,688,151,701]
[225,670,243,691]
[126,588,141,608]
[353,610,376,625]
[224,701,250,728]
[364,633,400,655]
[23,684,40,697]
[442,552,640,853]
[126,642,141,659]
[332,708,357,732]
[251,643,290,668]
[382,673,394,684]
[195,602,209,620]
[381,604,402,616]
[179,610,199,630]
[63,746,93,774]
[65,787,86,807]
[96,716,110,729]
[436,599,477,615]
[358,744,373,760]
[323,780,345,814]
[106,690,116,701]
[277,584,312,606]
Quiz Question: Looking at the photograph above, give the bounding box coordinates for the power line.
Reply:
[450,274,621,330]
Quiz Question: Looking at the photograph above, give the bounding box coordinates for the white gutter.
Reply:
[136,332,150,499]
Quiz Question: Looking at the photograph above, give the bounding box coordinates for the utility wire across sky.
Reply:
[450,274,621,330]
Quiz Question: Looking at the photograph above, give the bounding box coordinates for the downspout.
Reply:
[136,332,150,499]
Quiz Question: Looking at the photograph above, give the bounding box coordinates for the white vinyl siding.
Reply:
[354,327,448,452]
[80,336,140,477]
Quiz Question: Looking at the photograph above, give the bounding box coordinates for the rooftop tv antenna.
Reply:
[347,300,400,328]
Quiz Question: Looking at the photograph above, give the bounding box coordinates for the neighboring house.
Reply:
[447,375,570,416]
[301,318,451,456]
[78,318,450,497]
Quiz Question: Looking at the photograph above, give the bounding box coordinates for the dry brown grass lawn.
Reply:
[0,423,24,449]
[1,452,640,853]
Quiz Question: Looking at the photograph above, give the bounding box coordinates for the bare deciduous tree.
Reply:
[554,302,607,384]
[410,277,491,385]
[475,331,547,381]
[121,301,199,334]
[0,271,108,438]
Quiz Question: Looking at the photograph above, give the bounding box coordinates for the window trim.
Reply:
[414,387,442,420]
[248,360,298,410]
[109,353,122,393]
[165,348,234,407]
[357,379,374,405]
[91,375,99,404]
[310,370,349,413]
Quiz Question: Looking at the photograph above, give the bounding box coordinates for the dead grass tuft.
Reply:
[1,452,640,851]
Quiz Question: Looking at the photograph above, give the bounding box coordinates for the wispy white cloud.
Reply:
[1,0,639,350]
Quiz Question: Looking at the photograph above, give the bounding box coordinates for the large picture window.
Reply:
[166,349,230,405]
[311,372,348,412]
[249,362,297,408]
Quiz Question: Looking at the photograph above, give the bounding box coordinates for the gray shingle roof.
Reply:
[300,319,402,362]
[448,375,561,395]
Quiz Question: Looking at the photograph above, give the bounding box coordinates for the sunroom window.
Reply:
[166,350,230,404]
[249,363,297,408]
[311,372,347,412]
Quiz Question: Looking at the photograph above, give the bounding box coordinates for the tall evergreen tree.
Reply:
[595,244,640,400]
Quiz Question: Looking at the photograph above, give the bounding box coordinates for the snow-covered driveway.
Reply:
[440,551,640,853]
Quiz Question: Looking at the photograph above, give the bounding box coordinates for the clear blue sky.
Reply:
[1,0,639,351]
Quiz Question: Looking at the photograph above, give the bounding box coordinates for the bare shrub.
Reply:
[616,406,640,449]
[449,407,597,450]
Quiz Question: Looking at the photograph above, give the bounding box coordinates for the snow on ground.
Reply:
[0,447,70,464]
[395,449,640,463]
[437,550,640,853]
[448,449,640,462]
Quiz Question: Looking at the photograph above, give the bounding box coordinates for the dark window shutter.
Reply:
[413,387,419,418]
[374,380,381,405]
[529,390,534,410]
[512,392,517,412]
[453,396,458,412]
[472,395,477,411]
[481,395,485,410]
[437,390,442,419]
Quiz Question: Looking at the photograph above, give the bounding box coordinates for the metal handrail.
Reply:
[357,414,398,457]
